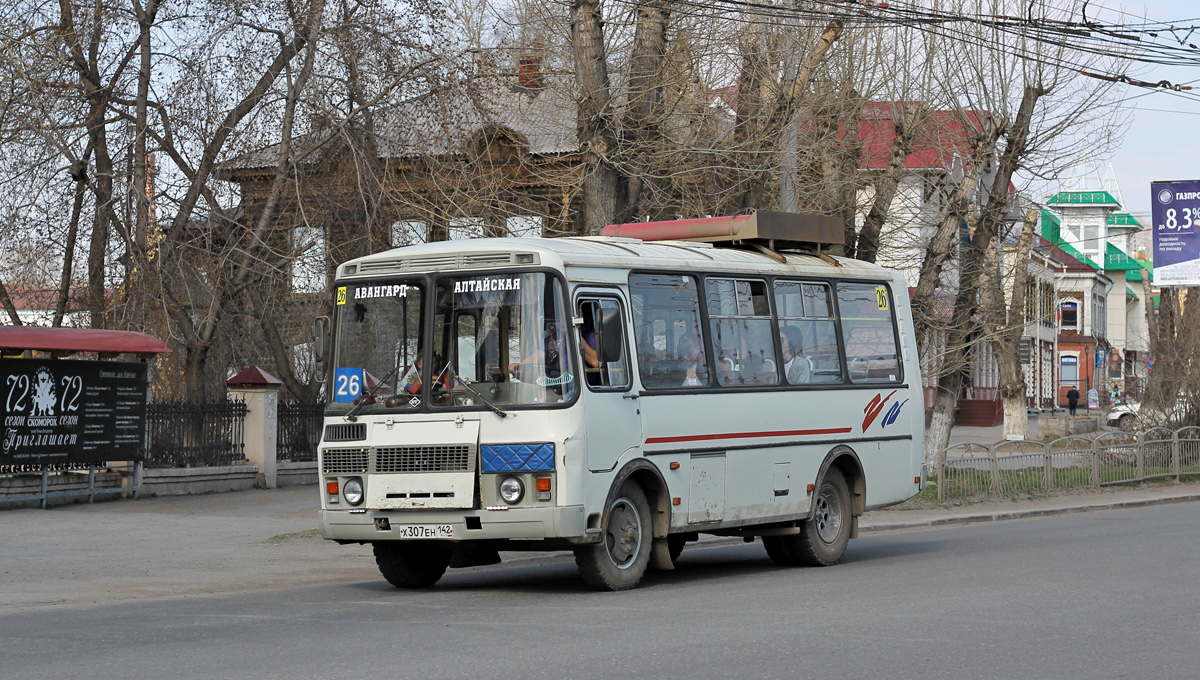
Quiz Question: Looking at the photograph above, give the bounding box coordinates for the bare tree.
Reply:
[981,207,1040,440]
[922,0,1129,461]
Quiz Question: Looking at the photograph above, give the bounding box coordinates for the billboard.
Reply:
[1152,180,1200,286]
[2,359,147,467]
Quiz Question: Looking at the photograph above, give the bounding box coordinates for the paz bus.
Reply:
[314,211,924,591]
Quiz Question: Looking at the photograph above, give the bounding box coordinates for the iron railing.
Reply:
[934,426,1200,500]
[278,400,323,462]
[144,400,247,467]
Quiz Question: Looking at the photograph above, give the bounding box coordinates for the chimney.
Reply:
[517,56,543,90]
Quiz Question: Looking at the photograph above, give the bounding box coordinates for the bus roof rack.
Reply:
[598,211,843,256]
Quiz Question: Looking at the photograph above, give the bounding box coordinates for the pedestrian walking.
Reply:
[1067,387,1080,416]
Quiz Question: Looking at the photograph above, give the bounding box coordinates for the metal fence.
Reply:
[935,426,1200,500]
[278,400,323,462]
[144,400,248,467]
[0,461,140,509]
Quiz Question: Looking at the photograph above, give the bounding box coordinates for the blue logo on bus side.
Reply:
[881,399,909,428]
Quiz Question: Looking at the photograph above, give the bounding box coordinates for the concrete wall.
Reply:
[141,462,319,496]
[141,465,260,496]
[1039,414,1103,438]
[278,461,318,488]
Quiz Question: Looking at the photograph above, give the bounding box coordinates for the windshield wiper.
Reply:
[344,364,401,422]
[443,365,510,419]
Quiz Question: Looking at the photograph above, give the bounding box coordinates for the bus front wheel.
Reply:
[575,481,652,591]
[763,467,852,567]
[373,542,451,588]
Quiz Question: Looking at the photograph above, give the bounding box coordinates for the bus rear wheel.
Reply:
[373,542,451,588]
[763,467,851,567]
[575,481,652,591]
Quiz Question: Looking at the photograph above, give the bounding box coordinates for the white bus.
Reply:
[315,212,924,591]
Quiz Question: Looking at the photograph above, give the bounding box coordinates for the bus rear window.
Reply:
[837,283,901,383]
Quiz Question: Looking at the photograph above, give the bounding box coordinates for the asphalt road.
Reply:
[4,502,1198,679]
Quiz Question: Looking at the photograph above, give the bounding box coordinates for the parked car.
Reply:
[1107,402,1139,429]
[1108,394,1194,429]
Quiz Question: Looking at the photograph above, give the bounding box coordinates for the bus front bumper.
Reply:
[319,505,588,543]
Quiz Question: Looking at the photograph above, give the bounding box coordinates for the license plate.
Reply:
[393,524,454,539]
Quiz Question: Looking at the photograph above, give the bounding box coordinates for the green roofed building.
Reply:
[1040,159,1152,403]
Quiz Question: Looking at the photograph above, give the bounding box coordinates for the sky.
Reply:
[1096,1,1200,217]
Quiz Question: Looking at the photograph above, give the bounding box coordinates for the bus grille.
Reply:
[324,423,366,442]
[375,445,472,473]
[321,448,369,474]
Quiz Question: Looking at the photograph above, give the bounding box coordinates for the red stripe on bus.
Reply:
[644,427,854,445]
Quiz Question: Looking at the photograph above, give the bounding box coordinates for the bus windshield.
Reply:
[432,272,575,408]
[329,279,425,412]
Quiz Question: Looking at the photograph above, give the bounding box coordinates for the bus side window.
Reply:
[630,274,709,389]
[578,297,631,390]
[775,280,842,385]
[706,278,777,387]
[836,282,901,383]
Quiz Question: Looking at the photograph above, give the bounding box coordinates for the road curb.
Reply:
[859,493,1200,532]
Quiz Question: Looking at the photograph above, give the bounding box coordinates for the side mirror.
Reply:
[598,307,623,363]
[313,316,330,382]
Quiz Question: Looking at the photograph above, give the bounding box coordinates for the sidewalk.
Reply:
[859,481,1200,532]
[944,410,1112,448]
[946,416,1041,447]
[3,475,1199,609]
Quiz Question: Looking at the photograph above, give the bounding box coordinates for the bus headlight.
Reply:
[499,476,524,504]
[343,477,364,506]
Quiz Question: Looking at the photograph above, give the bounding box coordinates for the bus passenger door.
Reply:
[577,293,642,472]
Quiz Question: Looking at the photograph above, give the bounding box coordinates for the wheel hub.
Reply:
[814,483,843,544]
[605,498,642,569]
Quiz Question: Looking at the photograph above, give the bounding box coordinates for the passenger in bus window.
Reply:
[579,319,600,385]
[677,335,704,387]
[780,325,811,385]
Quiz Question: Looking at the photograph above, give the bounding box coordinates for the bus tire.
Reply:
[574,481,652,591]
[763,467,851,567]
[373,542,451,588]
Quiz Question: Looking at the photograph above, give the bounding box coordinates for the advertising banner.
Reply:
[1152,180,1200,286]
[2,359,147,466]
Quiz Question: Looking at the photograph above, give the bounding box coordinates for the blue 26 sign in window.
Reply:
[333,368,365,402]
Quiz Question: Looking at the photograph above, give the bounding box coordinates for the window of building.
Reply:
[629,274,709,389]
[1041,283,1055,326]
[1060,355,1078,385]
[391,221,427,247]
[448,218,486,241]
[1092,294,1106,339]
[292,224,326,293]
[706,278,777,386]
[774,280,841,384]
[1059,300,1079,330]
[506,216,543,238]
